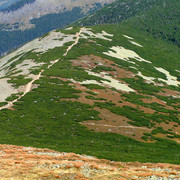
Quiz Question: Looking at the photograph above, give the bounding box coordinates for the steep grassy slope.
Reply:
[0,24,179,164]
[74,0,180,47]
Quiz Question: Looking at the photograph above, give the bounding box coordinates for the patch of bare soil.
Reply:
[81,107,152,142]
[158,122,180,133]
[0,144,179,180]
[154,122,180,144]
[71,54,134,79]
[50,76,70,82]
[50,57,178,143]
[53,79,156,141]
[119,100,155,114]
[159,88,180,98]
[142,96,175,110]
[65,82,155,115]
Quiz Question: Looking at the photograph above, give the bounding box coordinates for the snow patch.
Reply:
[138,72,155,84]
[129,41,143,47]
[129,66,138,70]
[84,70,135,92]
[81,28,113,41]
[123,35,133,39]
[137,67,180,87]
[34,31,75,53]
[155,67,180,86]
[0,59,45,102]
[70,70,134,92]
[102,30,114,37]
[103,46,151,64]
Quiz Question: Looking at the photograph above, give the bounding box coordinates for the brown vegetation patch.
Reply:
[50,62,177,143]
[50,76,69,82]
[81,107,152,142]
[119,100,155,114]
[71,54,134,78]
[0,144,179,180]
[159,88,180,98]
[142,96,167,105]
[55,80,156,141]
[142,96,175,110]
[158,122,180,134]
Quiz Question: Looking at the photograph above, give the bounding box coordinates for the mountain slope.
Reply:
[74,0,180,47]
[0,24,179,164]
[0,0,35,12]
[0,0,115,56]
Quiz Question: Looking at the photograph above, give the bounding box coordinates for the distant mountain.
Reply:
[74,0,180,47]
[0,0,115,56]
[0,0,35,12]
[0,0,20,11]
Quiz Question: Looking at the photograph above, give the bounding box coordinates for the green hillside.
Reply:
[0,24,179,164]
[74,0,180,47]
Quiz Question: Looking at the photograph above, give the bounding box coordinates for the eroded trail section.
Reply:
[0,28,85,111]
[81,122,153,130]
[63,27,85,56]
[0,71,44,110]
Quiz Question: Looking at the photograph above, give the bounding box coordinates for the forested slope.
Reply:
[74,0,180,47]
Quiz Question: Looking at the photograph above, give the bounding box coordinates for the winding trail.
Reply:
[0,28,85,111]
[63,27,85,56]
[0,70,44,110]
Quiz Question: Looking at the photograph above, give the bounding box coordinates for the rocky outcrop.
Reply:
[0,145,179,179]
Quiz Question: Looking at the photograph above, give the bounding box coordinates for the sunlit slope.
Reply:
[0,24,179,163]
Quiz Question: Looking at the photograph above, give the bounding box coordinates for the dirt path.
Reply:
[81,122,153,130]
[0,70,44,110]
[63,27,85,56]
[0,28,85,111]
